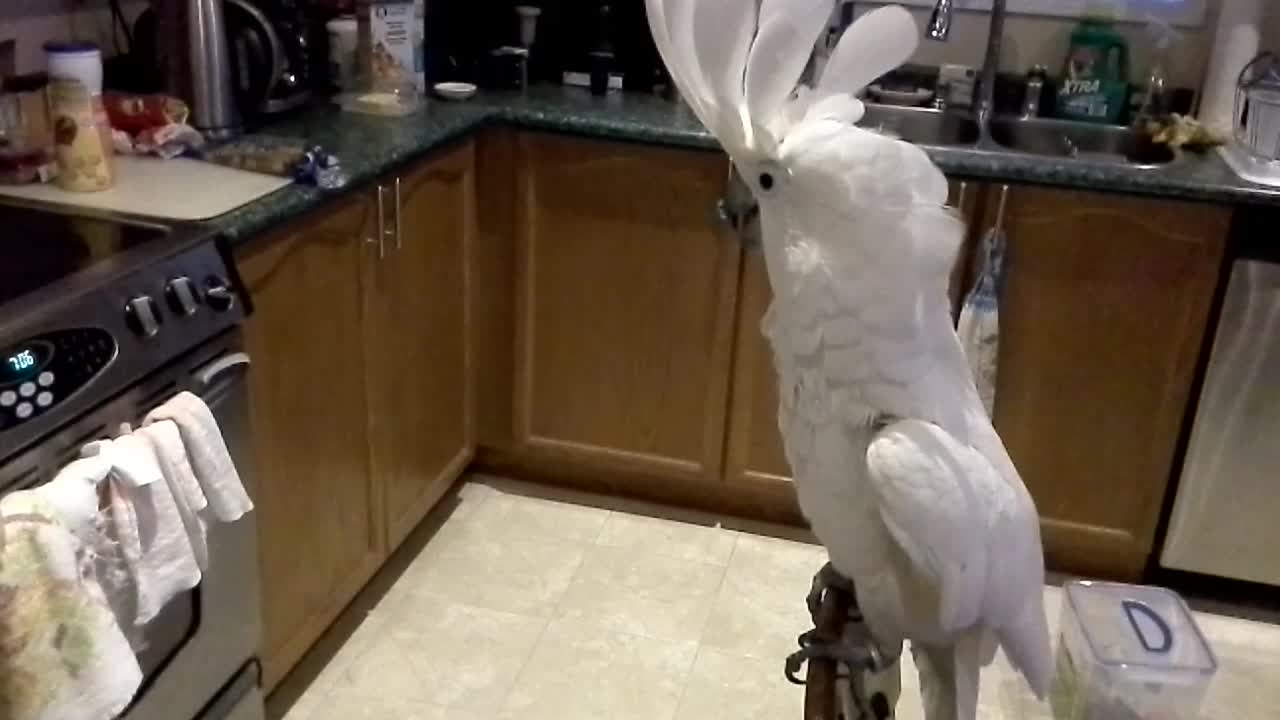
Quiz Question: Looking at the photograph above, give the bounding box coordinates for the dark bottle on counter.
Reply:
[589,0,614,95]
[589,50,612,95]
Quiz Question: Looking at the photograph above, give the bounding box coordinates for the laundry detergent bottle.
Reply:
[1055,11,1130,123]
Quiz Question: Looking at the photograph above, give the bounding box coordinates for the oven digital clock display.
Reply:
[1,343,51,385]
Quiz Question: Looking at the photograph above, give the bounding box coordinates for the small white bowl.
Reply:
[434,82,478,101]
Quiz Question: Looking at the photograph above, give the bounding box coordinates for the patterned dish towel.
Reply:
[0,488,142,720]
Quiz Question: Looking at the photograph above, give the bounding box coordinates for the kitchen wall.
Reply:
[8,0,1280,98]
[0,0,147,75]
[863,0,1280,92]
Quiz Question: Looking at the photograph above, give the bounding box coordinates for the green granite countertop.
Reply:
[212,86,1280,243]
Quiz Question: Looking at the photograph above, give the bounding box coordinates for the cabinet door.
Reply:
[723,178,979,491]
[366,144,476,551]
[723,249,792,491]
[511,134,740,484]
[990,187,1229,579]
[947,179,983,316]
[237,197,384,690]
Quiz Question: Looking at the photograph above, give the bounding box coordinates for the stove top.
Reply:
[0,203,246,456]
[0,205,174,308]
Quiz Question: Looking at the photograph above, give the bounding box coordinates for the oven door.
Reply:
[123,340,263,720]
[0,332,263,720]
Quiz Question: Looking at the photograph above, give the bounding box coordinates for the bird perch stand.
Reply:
[798,582,899,720]
[804,584,853,720]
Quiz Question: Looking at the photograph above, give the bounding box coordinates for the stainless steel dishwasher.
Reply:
[1160,256,1280,587]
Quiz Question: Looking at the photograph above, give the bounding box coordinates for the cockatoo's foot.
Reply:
[806,561,856,623]
[784,629,896,686]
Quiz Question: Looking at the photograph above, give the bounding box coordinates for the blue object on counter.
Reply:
[295,146,348,189]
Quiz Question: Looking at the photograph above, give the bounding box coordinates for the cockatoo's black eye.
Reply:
[758,172,774,191]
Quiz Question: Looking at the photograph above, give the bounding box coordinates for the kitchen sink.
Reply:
[859,105,980,147]
[855,103,1179,169]
[987,116,1178,168]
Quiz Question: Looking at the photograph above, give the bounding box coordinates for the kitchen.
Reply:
[2,0,1279,719]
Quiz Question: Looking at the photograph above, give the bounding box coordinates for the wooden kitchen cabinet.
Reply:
[366,144,476,552]
[238,195,384,690]
[238,143,476,690]
[987,187,1229,580]
[723,249,791,492]
[725,178,1229,579]
[503,134,741,486]
[947,179,985,315]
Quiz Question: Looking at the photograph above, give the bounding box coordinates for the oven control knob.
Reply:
[165,276,200,317]
[125,295,162,339]
[204,276,236,313]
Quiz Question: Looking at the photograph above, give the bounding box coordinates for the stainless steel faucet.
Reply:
[926,0,953,41]
[927,0,1006,140]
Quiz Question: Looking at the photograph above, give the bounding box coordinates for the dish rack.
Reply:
[1219,51,1280,187]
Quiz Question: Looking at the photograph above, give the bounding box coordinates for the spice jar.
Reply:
[44,42,115,192]
[0,73,57,185]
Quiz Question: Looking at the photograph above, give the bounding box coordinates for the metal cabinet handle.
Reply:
[373,185,386,260]
[993,184,1010,235]
[394,176,403,251]
[955,181,969,211]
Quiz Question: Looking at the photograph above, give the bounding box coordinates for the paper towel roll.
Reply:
[1200,0,1263,135]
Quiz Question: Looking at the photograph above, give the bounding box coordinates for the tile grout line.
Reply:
[689,531,744,656]
[588,507,613,545]
[688,531,738,648]
[667,641,705,720]
[488,611,555,716]
[390,481,557,717]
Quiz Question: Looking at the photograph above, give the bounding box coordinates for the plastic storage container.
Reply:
[1051,581,1217,720]
[339,0,423,116]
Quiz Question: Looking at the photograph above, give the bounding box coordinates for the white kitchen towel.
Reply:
[957,225,1006,418]
[0,488,143,720]
[31,455,112,551]
[83,435,202,626]
[33,455,139,646]
[145,391,253,522]
[135,421,210,570]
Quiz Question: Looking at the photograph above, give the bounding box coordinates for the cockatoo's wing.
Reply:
[868,417,1054,708]
[864,419,990,633]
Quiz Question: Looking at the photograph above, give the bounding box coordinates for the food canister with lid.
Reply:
[1050,581,1217,720]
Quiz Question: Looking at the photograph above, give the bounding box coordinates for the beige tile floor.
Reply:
[272,476,1280,720]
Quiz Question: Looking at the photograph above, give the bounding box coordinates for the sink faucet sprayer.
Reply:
[928,0,1006,142]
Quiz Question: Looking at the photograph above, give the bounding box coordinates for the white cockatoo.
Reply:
[643,2,1053,719]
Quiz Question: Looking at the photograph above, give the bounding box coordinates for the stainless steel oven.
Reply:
[0,203,263,719]
[0,334,264,720]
